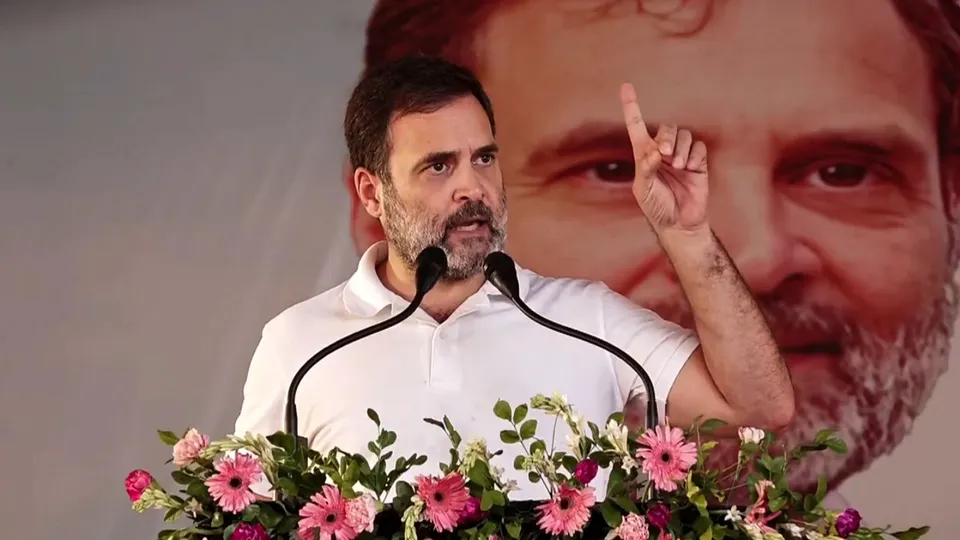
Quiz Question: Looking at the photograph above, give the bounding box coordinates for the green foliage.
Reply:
[132,397,928,540]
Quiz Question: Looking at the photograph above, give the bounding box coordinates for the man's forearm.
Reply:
[658,226,795,427]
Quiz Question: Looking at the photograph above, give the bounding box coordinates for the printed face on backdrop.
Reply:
[357,95,508,280]
[348,0,958,491]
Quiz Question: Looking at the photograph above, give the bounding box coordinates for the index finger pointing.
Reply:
[620,82,652,150]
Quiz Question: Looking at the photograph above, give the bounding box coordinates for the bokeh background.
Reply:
[2,1,958,538]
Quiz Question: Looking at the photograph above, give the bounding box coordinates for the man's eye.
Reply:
[579,160,636,183]
[476,154,496,165]
[802,163,870,189]
[427,163,448,174]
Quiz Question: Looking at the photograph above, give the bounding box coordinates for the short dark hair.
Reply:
[343,54,496,180]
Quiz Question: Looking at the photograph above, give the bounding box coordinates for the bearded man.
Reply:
[233,55,794,499]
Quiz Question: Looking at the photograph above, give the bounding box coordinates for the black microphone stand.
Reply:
[484,251,660,430]
[284,247,448,450]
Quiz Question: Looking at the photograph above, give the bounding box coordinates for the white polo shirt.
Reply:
[234,242,699,500]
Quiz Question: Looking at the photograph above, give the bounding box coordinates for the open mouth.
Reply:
[451,218,489,232]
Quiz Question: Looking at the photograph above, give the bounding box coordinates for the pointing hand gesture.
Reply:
[621,82,709,234]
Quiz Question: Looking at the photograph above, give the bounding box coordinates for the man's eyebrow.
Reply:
[523,121,694,171]
[410,150,458,174]
[776,123,930,161]
[475,143,499,156]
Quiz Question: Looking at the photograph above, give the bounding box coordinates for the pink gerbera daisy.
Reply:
[635,425,698,492]
[203,453,262,513]
[536,483,596,536]
[417,472,470,532]
[298,485,357,540]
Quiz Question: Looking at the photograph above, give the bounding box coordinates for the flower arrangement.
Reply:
[127,393,929,540]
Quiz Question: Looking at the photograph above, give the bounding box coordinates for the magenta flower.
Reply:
[124,469,154,502]
[231,523,268,540]
[836,508,862,538]
[646,503,671,529]
[299,485,357,540]
[458,496,484,525]
[204,453,262,513]
[417,472,470,532]
[536,484,596,536]
[573,459,599,485]
[636,425,698,492]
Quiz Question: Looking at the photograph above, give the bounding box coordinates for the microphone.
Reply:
[484,251,660,430]
[284,246,448,447]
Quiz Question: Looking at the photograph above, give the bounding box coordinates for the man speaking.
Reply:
[233,55,794,499]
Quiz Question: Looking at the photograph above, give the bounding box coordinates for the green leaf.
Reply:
[368,442,380,455]
[528,471,541,483]
[611,496,640,515]
[158,430,180,446]
[367,409,381,426]
[825,438,848,454]
[513,404,528,424]
[530,440,547,455]
[443,416,462,447]
[506,520,522,539]
[698,419,728,434]
[157,530,177,540]
[598,501,623,528]
[500,430,521,444]
[519,419,538,440]
[768,495,787,512]
[803,494,818,512]
[467,462,494,490]
[494,400,512,421]
[815,476,828,502]
[693,515,713,537]
[480,489,504,511]
[223,523,238,540]
[170,470,193,485]
[242,505,261,521]
[892,527,931,540]
[395,481,414,498]
[513,455,526,470]
[211,512,224,527]
[186,481,208,500]
[274,477,297,498]
[423,418,445,430]
[383,430,398,448]
[162,506,181,524]
[258,504,283,528]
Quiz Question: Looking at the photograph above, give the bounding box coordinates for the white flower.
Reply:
[602,419,637,471]
[724,506,743,523]
[780,523,804,538]
[739,427,765,444]
[566,431,585,460]
[502,479,519,493]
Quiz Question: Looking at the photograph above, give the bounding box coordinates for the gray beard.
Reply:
[651,282,956,492]
[380,184,507,281]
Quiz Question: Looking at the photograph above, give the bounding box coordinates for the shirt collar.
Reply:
[343,241,529,318]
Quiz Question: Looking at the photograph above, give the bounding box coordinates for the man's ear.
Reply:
[343,158,386,254]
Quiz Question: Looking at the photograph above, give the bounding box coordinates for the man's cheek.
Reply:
[506,192,662,287]
[807,222,947,329]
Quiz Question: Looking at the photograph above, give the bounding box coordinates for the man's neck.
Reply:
[377,252,485,322]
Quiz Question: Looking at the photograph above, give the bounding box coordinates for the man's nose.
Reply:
[707,165,819,295]
[452,168,485,202]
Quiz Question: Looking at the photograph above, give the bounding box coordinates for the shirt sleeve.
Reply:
[233,324,287,498]
[234,326,286,439]
[596,283,700,419]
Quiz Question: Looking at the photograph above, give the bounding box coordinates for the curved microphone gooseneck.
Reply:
[483,251,660,430]
[284,246,448,449]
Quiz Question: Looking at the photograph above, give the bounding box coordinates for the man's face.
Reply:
[472,0,955,488]
[377,96,508,280]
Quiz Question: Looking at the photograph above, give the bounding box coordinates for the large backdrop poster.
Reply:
[2,1,959,539]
